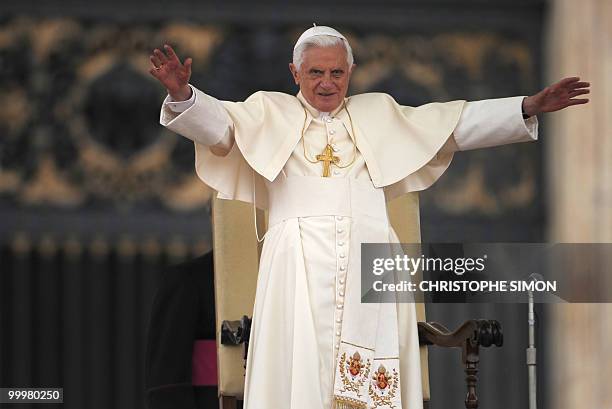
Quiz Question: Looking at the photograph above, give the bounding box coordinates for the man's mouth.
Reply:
[317,92,336,97]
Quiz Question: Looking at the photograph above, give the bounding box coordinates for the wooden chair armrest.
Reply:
[417,319,503,409]
[418,319,503,348]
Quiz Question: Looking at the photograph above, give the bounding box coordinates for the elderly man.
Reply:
[149,26,589,409]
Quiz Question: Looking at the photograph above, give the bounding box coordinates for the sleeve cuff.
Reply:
[523,115,539,141]
[164,84,196,113]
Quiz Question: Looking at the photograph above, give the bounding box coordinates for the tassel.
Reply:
[335,402,364,409]
[334,396,367,409]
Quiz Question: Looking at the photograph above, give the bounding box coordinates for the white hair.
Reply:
[292,35,354,70]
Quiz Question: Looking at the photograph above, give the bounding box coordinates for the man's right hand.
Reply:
[149,44,193,101]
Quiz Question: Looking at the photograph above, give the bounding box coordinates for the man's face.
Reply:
[289,44,354,112]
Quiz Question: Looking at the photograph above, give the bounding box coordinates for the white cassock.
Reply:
[160,86,538,409]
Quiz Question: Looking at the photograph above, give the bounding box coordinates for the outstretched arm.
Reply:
[452,96,538,151]
[522,76,590,117]
[451,76,590,151]
[150,45,234,154]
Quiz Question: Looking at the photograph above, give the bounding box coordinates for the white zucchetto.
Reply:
[293,25,348,50]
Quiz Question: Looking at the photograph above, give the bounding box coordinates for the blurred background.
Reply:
[0,0,610,408]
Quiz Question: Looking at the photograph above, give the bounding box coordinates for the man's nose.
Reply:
[320,76,334,88]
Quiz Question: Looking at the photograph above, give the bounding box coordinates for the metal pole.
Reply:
[527,287,537,409]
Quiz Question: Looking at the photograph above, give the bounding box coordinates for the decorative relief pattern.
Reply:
[0,18,220,210]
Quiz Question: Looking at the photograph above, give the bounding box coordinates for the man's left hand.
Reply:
[522,76,590,117]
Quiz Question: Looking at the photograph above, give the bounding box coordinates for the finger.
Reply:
[154,48,168,64]
[569,81,590,90]
[568,98,589,105]
[149,67,160,78]
[558,76,580,86]
[184,57,193,73]
[568,89,590,98]
[164,44,180,64]
[150,55,162,68]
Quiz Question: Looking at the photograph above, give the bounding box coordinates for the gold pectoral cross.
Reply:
[316,144,340,177]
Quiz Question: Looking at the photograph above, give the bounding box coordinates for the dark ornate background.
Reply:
[0,1,546,408]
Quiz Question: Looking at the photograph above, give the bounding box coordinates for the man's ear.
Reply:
[288,63,299,85]
[350,63,357,74]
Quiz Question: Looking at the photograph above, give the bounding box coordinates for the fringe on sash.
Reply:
[333,396,367,409]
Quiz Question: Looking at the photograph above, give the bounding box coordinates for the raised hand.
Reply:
[522,77,590,117]
[149,44,193,101]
